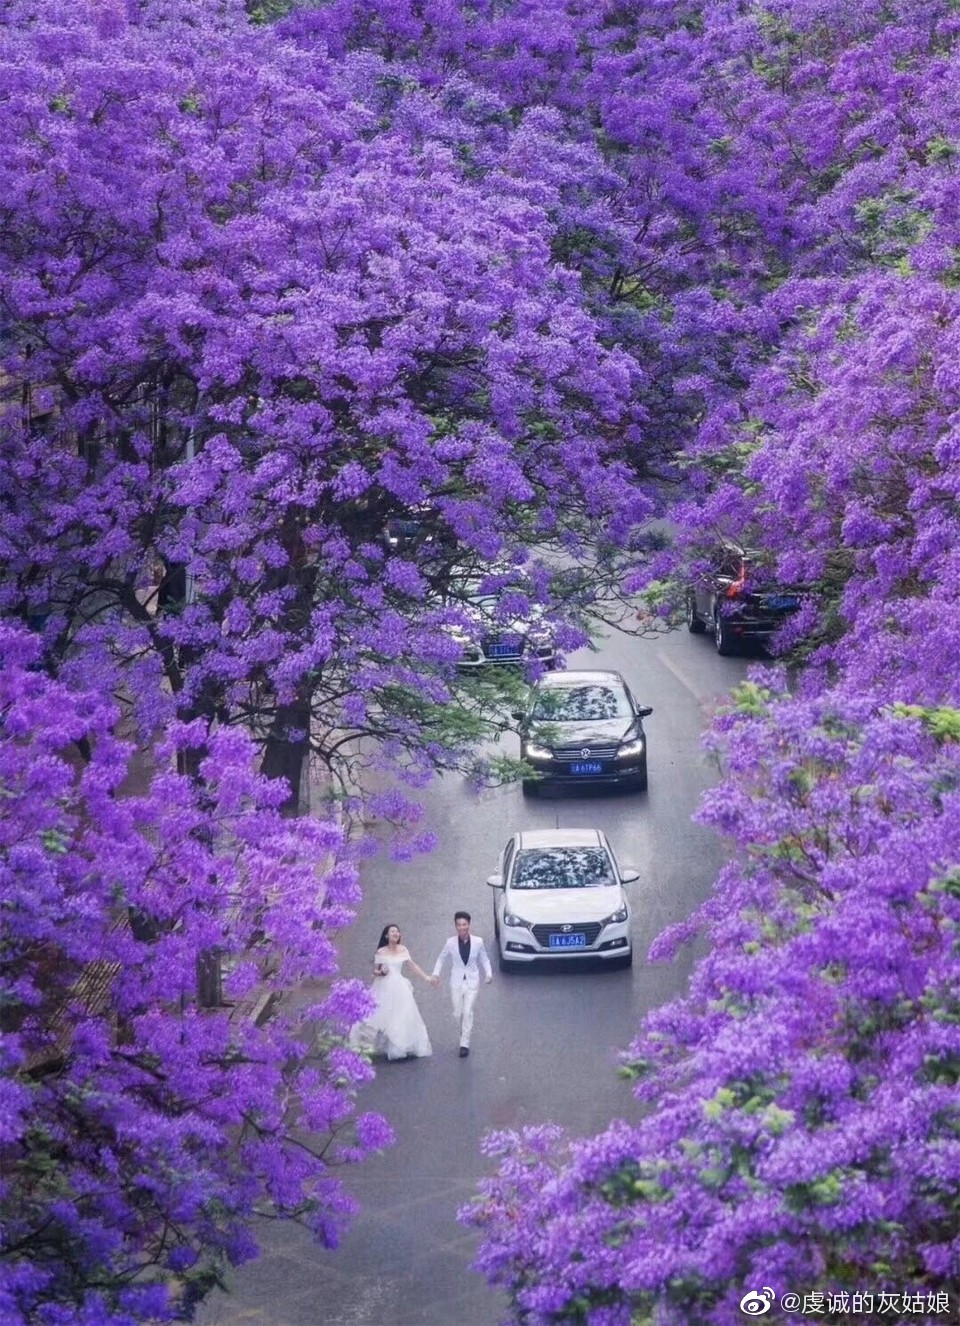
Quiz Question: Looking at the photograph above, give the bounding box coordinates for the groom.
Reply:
[430,911,492,1057]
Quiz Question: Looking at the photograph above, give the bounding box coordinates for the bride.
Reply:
[350,924,433,1060]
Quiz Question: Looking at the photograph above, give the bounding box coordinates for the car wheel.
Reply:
[498,950,515,973]
[714,608,736,656]
[521,779,539,798]
[686,592,706,634]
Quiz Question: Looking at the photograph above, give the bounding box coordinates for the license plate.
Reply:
[489,642,520,658]
[570,761,603,774]
[549,933,586,949]
[767,594,799,610]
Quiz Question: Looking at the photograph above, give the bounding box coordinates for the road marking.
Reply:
[655,649,705,702]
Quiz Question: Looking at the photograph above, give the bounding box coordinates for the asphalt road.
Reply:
[198,623,755,1326]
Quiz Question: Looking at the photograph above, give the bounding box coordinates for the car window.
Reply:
[510,846,616,890]
[717,547,778,584]
[531,684,631,722]
[463,574,529,598]
[502,840,515,880]
[717,550,741,579]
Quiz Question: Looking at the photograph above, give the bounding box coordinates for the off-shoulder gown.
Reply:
[350,950,432,1060]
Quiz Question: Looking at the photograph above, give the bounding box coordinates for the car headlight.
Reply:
[525,741,554,760]
[616,737,645,760]
[503,912,531,929]
[601,901,629,926]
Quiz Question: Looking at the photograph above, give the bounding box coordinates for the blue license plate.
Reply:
[767,594,799,610]
[489,642,520,658]
[570,761,603,775]
[549,933,586,949]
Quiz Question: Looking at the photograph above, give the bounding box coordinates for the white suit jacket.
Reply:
[432,935,492,990]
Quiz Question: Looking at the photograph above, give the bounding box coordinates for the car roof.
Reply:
[448,563,530,589]
[450,559,525,576]
[717,538,767,559]
[536,669,625,688]
[515,828,604,849]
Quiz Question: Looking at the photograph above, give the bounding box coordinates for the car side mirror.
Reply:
[637,706,653,718]
[486,874,503,889]
[620,868,640,884]
[511,709,525,722]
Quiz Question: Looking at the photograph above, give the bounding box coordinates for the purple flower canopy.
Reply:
[3,0,960,1321]
[0,0,648,1318]
[0,623,386,1322]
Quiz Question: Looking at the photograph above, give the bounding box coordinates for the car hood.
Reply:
[530,717,634,746]
[487,616,546,637]
[451,614,546,642]
[505,884,625,924]
[467,603,549,634]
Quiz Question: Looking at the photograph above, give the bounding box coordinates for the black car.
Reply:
[514,669,652,795]
[686,541,803,656]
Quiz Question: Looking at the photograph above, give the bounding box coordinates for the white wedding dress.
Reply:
[350,950,432,1060]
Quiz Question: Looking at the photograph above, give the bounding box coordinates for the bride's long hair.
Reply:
[377,923,401,951]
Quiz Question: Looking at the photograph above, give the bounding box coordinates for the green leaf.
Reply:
[926,136,955,164]
[41,828,70,855]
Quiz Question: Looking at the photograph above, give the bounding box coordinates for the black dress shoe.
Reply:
[458,1046,469,1058]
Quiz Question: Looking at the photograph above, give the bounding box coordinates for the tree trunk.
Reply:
[260,694,311,817]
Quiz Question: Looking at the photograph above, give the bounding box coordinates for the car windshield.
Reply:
[511,846,615,890]
[531,684,630,722]
[462,573,528,596]
[451,574,535,619]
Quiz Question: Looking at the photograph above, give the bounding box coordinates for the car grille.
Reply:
[532,922,603,947]
[552,746,620,762]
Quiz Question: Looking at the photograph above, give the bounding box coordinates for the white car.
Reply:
[487,828,638,969]
[446,568,556,671]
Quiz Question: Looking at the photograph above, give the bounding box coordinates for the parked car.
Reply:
[514,669,652,794]
[686,541,804,655]
[383,513,430,551]
[487,827,638,969]
[446,567,556,671]
[382,505,455,557]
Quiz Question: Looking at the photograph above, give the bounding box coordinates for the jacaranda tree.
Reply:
[0,623,390,1323]
[0,0,649,812]
[0,0,651,1318]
